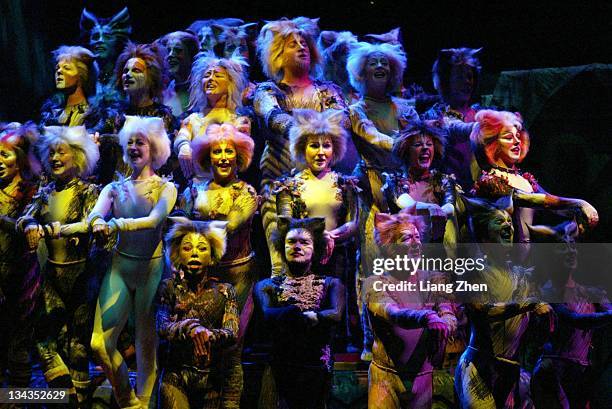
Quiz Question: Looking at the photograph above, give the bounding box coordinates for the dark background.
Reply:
[2,0,611,121]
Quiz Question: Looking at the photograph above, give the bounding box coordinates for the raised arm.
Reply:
[253,84,293,137]
[349,104,394,150]
[553,303,612,330]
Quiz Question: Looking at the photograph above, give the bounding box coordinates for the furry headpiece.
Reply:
[0,122,41,180]
[374,210,426,246]
[364,27,403,46]
[158,31,200,69]
[216,23,258,58]
[271,216,327,265]
[432,47,482,101]
[256,17,322,81]
[289,109,347,168]
[393,120,448,168]
[166,217,228,266]
[470,110,530,168]
[347,41,406,96]
[188,51,248,111]
[318,30,357,94]
[114,42,169,101]
[463,195,514,243]
[192,123,254,172]
[53,46,99,97]
[188,18,244,52]
[80,7,131,57]
[39,126,99,178]
[118,116,171,170]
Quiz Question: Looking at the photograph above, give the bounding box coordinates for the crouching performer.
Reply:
[157,218,239,408]
[254,217,345,409]
[365,211,456,408]
[88,116,177,408]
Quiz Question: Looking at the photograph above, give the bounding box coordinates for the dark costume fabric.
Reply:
[256,274,344,409]
[19,179,99,397]
[0,180,38,387]
[157,274,239,409]
[40,96,101,128]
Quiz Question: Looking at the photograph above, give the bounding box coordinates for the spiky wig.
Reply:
[166,217,227,267]
[347,42,406,96]
[39,126,99,178]
[463,195,514,243]
[79,7,131,55]
[114,42,169,101]
[158,31,199,61]
[256,17,322,81]
[470,110,530,168]
[53,46,99,98]
[192,123,254,173]
[374,211,426,246]
[289,109,347,168]
[188,51,248,112]
[0,122,41,180]
[432,47,482,102]
[393,120,448,168]
[118,116,171,170]
[271,216,327,264]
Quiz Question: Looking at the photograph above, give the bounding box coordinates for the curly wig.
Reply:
[347,41,406,96]
[166,217,227,267]
[272,216,327,265]
[374,211,426,246]
[192,123,254,173]
[432,47,482,102]
[118,116,171,170]
[188,51,248,112]
[53,45,99,98]
[289,109,347,168]
[114,42,169,101]
[256,17,322,81]
[39,126,99,178]
[393,120,448,169]
[0,122,41,180]
[470,110,530,168]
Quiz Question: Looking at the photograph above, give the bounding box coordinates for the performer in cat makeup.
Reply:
[254,217,345,409]
[0,123,40,389]
[18,126,99,405]
[40,46,100,128]
[88,116,176,408]
[157,218,240,409]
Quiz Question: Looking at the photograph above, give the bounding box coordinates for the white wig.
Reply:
[188,51,248,112]
[256,17,321,81]
[39,126,99,178]
[289,109,347,167]
[118,116,171,170]
[347,42,406,96]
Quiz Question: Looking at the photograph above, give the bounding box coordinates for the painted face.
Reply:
[398,224,422,258]
[487,211,514,245]
[210,140,237,183]
[122,57,148,94]
[408,135,434,171]
[0,143,19,182]
[55,58,80,90]
[282,33,311,71]
[48,142,76,180]
[285,228,314,265]
[90,25,118,60]
[165,37,188,77]
[178,232,212,275]
[198,26,217,52]
[126,134,152,169]
[448,64,474,104]
[496,124,522,166]
[202,66,229,97]
[305,136,333,174]
[365,52,390,88]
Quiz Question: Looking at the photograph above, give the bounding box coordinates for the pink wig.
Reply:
[374,211,426,246]
[470,109,530,167]
[192,123,254,172]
